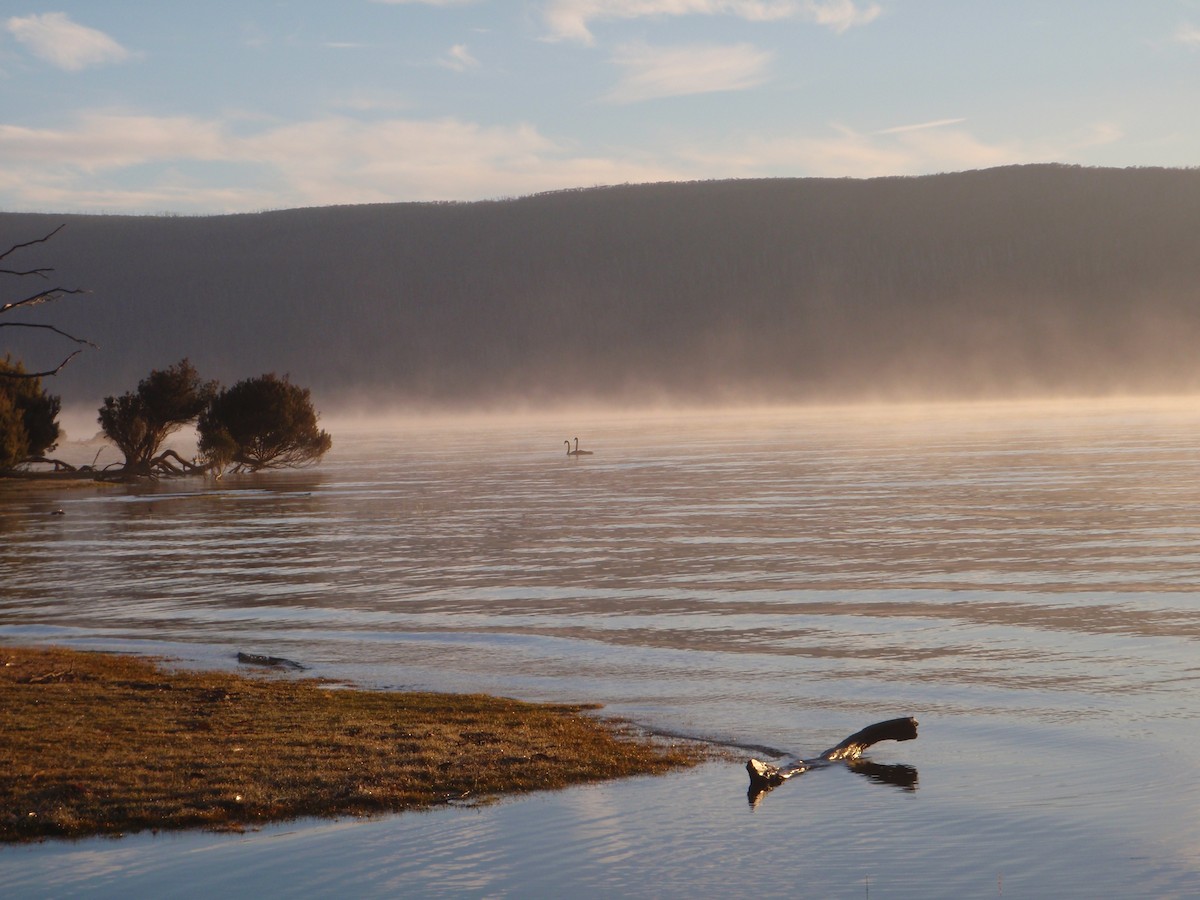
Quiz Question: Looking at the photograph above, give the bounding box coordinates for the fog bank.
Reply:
[5,164,1200,410]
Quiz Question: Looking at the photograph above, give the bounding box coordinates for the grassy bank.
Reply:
[1,645,705,842]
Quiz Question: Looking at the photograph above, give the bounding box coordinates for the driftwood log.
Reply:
[236,652,307,670]
[747,716,918,802]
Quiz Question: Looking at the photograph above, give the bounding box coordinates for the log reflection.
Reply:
[747,760,920,808]
[846,759,919,791]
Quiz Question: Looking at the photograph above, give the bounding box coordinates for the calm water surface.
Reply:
[3,399,1200,898]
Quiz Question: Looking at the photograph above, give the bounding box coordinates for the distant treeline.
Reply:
[5,163,1200,408]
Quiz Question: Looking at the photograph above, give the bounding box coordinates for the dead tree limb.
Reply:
[746,716,919,799]
[236,652,307,670]
[22,456,79,472]
[0,349,84,379]
[1,286,88,315]
[820,716,919,760]
[131,449,215,478]
[1,225,93,378]
[0,224,66,263]
[0,266,54,278]
[0,321,96,345]
[0,321,97,379]
[151,449,211,475]
[84,450,213,482]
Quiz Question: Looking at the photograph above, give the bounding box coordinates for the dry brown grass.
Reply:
[1,645,704,842]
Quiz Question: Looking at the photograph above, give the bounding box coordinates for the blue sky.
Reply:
[2,1,1199,214]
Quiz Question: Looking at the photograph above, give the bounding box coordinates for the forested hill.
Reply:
[5,163,1200,409]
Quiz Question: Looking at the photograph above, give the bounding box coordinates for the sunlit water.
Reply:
[4,399,1200,898]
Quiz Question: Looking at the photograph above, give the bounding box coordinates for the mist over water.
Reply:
[3,397,1200,897]
[9,166,1200,411]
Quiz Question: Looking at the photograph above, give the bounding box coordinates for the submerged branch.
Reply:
[746,716,919,805]
[22,456,78,472]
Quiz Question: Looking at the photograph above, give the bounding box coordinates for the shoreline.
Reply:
[1,645,709,843]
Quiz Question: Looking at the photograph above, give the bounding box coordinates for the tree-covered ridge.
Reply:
[5,164,1200,407]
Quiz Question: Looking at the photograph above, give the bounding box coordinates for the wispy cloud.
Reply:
[1173,22,1200,45]
[542,0,881,44]
[5,12,131,71]
[679,120,1122,180]
[0,108,1126,215]
[1066,121,1124,152]
[0,111,683,212]
[0,114,225,171]
[876,118,967,135]
[440,43,481,71]
[334,89,414,113]
[603,42,773,103]
[804,0,882,34]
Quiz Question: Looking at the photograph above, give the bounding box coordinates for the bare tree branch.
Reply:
[0,224,66,263]
[1,286,88,315]
[1,224,93,377]
[0,349,84,379]
[0,321,99,347]
[0,267,54,279]
[23,456,79,472]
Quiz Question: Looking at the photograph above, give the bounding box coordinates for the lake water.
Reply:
[3,399,1200,898]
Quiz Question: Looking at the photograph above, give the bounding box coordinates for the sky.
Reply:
[1,1,1199,214]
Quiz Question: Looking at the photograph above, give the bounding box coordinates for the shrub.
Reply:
[198,373,331,472]
[0,356,61,471]
[97,359,216,473]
